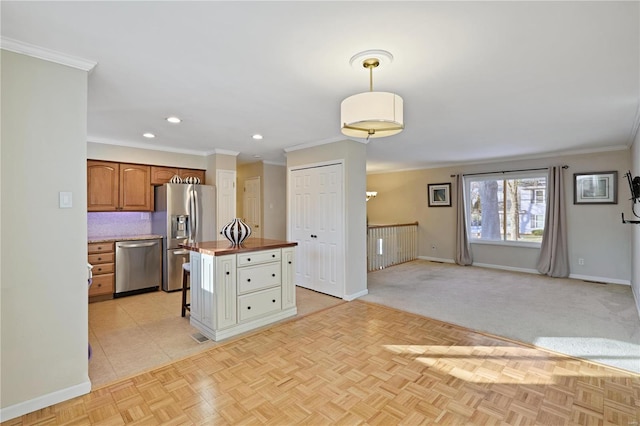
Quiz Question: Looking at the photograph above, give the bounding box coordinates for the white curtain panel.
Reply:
[455,174,473,266]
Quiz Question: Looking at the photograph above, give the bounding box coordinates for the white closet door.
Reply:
[290,163,343,298]
[290,169,315,290]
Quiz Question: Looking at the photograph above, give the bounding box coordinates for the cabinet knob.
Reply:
[288,261,292,264]
[247,258,251,262]
[247,306,251,310]
[98,257,102,261]
[97,284,102,288]
[272,254,275,258]
[226,271,230,275]
[272,299,276,303]
[97,246,102,250]
[97,268,102,272]
[272,274,275,277]
[247,278,251,282]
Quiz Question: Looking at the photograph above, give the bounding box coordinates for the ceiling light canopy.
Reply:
[166,116,181,124]
[143,132,155,139]
[341,50,404,139]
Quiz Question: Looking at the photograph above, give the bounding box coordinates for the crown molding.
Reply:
[206,148,240,156]
[284,135,368,153]
[1,37,97,72]
[87,138,210,156]
[366,144,631,175]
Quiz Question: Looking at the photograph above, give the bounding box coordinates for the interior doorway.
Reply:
[243,176,262,239]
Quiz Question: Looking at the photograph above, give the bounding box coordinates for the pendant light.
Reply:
[341,50,404,139]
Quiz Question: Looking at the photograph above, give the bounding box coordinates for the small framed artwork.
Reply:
[428,183,451,207]
[573,171,618,204]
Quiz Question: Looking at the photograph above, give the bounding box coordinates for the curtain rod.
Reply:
[449,165,568,178]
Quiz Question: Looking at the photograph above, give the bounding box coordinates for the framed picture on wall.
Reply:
[428,183,451,207]
[573,171,618,204]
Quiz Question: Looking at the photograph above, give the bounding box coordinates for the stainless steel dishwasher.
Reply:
[115,238,162,297]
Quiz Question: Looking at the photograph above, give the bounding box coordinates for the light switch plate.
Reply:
[59,191,73,208]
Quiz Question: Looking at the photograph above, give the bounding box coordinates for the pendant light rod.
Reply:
[363,58,380,92]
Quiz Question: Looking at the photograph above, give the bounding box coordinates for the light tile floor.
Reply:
[88,286,344,388]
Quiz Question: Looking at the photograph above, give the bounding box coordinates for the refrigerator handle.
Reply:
[193,187,199,241]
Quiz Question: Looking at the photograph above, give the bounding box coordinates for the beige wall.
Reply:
[367,149,632,283]
[632,132,640,314]
[1,51,90,418]
[286,140,367,299]
[237,162,287,240]
[237,161,263,224]
[262,163,286,240]
[87,142,206,170]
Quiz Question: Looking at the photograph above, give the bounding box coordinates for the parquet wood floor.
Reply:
[4,301,639,425]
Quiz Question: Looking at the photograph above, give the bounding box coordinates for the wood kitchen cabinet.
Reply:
[88,241,115,302]
[87,160,152,211]
[150,166,206,185]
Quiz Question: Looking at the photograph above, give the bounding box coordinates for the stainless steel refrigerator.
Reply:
[152,184,216,291]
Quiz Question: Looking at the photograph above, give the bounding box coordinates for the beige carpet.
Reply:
[362,260,640,373]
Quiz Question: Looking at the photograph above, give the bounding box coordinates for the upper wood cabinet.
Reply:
[87,160,152,211]
[119,163,152,211]
[150,166,206,185]
[87,161,119,211]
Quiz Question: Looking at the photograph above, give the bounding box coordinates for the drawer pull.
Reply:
[272,254,275,258]
[247,278,251,282]
[247,258,251,262]
[247,306,251,310]
[98,257,102,261]
[97,284,102,288]
[97,268,102,272]
[97,246,102,250]
[288,261,292,264]
[272,274,275,277]
[272,299,276,303]
[226,271,230,275]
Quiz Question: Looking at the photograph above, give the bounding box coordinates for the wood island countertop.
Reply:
[181,238,297,256]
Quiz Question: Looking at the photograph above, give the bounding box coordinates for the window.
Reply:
[466,173,547,244]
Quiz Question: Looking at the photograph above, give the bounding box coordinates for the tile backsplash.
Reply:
[88,212,153,238]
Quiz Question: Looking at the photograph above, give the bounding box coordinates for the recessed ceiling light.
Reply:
[166,116,181,124]
[252,134,263,140]
[143,132,155,138]
[253,155,262,158]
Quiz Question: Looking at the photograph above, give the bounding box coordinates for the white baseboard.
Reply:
[344,289,368,301]
[0,379,91,422]
[417,256,455,264]
[472,262,540,275]
[569,273,631,286]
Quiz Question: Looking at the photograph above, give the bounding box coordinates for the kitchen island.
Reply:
[181,239,297,341]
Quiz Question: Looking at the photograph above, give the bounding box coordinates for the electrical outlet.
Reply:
[578,258,585,265]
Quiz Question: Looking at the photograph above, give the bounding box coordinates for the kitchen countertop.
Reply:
[181,238,297,256]
[88,234,163,244]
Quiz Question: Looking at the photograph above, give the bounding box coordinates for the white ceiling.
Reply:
[2,1,639,173]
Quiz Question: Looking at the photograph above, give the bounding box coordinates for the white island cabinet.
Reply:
[184,239,297,341]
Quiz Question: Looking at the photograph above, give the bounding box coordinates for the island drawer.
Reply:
[238,287,281,322]
[237,249,281,267]
[89,274,114,296]
[88,242,115,254]
[88,252,115,265]
[237,262,280,294]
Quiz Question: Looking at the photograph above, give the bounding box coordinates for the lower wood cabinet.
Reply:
[88,242,115,301]
[189,246,296,341]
